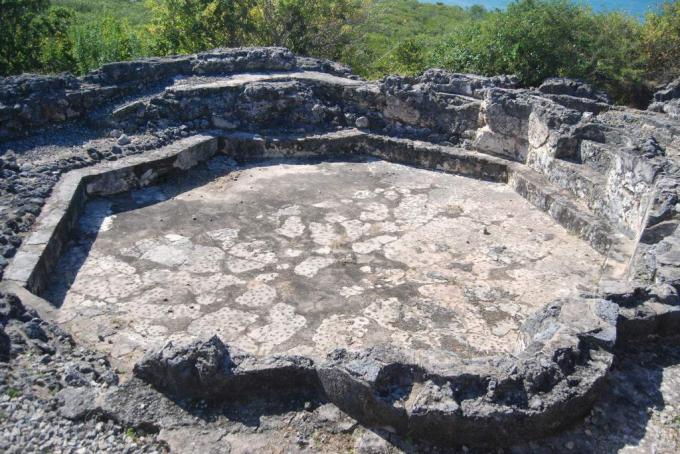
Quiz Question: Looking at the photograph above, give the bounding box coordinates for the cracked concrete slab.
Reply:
[45,157,609,370]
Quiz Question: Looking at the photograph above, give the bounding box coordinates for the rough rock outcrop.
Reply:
[649,77,680,119]
[3,47,680,448]
[133,336,318,400]
[134,295,617,447]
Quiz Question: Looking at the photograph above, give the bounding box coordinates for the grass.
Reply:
[52,0,151,27]
[6,387,22,399]
[124,427,138,441]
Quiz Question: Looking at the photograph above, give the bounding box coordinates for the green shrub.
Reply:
[253,0,364,60]
[0,0,72,75]
[586,12,648,106]
[430,0,652,105]
[69,16,145,74]
[38,7,77,73]
[431,0,593,86]
[343,0,481,78]
[53,0,150,27]
[146,0,259,55]
[642,1,680,84]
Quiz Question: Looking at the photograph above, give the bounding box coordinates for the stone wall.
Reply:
[2,47,679,315]
[649,77,680,119]
[2,47,680,448]
[0,47,351,141]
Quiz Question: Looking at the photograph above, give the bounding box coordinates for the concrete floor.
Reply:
[45,157,608,369]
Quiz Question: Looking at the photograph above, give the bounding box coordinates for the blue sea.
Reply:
[421,0,667,17]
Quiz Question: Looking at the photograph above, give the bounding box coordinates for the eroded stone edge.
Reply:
[3,134,218,294]
[2,130,673,446]
[129,295,617,447]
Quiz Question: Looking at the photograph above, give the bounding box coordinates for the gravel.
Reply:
[0,123,193,280]
[0,291,167,453]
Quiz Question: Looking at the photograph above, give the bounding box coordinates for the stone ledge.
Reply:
[2,130,674,447]
[3,135,218,294]
[131,295,617,447]
[6,129,631,310]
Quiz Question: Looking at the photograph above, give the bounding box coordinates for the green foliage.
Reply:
[124,427,139,441]
[53,0,150,27]
[642,1,680,83]
[431,0,589,85]
[252,0,364,60]
[392,38,428,75]
[0,0,69,75]
[6,387,22,399]
[38,7,77,73]
[1,0,149,76]
[143,0,362,59]
[69,16,146,74]
[145,0,259,54]
[586,12,648,106]
[429,0,653,105]
[1,0,679,108]
[343,0,482,78]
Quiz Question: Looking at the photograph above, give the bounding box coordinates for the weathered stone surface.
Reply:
[0,47,350,141]
[57,386,100,420]
[134,336,318,400]
[538,77,611,113]
[650,76,680,120]
[46,155,608,368]
[133,336,237,397]
[2,47,680,449]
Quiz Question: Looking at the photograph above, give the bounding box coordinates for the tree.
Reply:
[145,0,259,55]
[642,1,680,84]
[0,0,72,75]
[253,0,364,60]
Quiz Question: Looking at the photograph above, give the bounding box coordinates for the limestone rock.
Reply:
[649,77,680,119]
[133,335,318,400]
[539,77,611,103]
[133,335,236,398]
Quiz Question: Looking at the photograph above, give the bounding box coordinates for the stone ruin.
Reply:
[1,47,679,449]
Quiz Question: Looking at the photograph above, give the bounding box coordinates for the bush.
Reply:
[642,1,680,84]
[253,0,364,60]
[343,0,480,78]
[432,1,593,85]
[146,0,259,54]
[69,17,145,74]
[0,0,72,75]
[586,12,648,106]
[430,0,652,105]
[38,7,77,73]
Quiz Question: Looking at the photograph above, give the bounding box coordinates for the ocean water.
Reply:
[421,0,666,17]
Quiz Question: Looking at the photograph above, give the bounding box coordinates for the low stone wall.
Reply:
[0,129,630,447]
[131,296,617,447]
[0,48,350,141]
[3,135,218,294]
[3,47,680,448]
